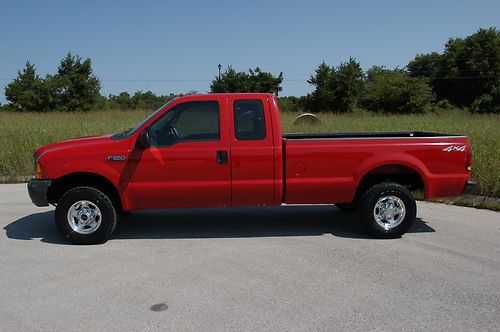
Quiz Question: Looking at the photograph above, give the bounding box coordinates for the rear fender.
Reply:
[354,153,430,197]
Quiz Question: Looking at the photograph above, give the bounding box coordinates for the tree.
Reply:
[5,53,102,112]
[53,52,101,111]
[4,62,48,112]
[407,28,500,108]
[304,62,335,112]
[303,58,364,113]
[106,91,174,110]
[331,58,365,112]
[107,92,132,109]
[362,66,435,114]
[407,52,442,78]
[130,91,172,109]
[210,66,283,95]
[247,67,284,95]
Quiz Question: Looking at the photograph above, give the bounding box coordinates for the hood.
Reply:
[35,134,115,157]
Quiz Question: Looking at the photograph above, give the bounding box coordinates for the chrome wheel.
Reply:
[67,200,102,234]
[373,195,406,230]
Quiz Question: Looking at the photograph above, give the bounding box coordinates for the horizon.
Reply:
[1,0,499,103]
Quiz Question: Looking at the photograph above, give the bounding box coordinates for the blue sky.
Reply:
[0,0,498,102]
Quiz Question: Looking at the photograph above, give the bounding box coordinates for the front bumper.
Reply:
[463,180,477,195]
[27,179,52,206]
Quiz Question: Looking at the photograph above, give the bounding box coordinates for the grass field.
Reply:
[1,110,499,201]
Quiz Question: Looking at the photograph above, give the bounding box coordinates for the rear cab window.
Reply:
[233,100,266,140]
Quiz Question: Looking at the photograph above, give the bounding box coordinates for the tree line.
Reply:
[1,28,498,114]
[277,27,498,114]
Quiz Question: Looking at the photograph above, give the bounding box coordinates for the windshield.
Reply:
[112,99,175,140]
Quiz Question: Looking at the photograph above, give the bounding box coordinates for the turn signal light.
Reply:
[35,162,43,179]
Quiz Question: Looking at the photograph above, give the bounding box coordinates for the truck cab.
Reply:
[122,93,283,209]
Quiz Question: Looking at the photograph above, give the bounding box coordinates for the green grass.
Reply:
[432,196,500,212]
[285,111,500,199]
[1,109,499,199]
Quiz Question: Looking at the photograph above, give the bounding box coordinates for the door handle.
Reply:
[216,150,228,165]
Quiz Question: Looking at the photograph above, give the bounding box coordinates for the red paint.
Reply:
[35,93,473,211]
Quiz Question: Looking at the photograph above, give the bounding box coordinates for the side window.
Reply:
[234,99,266,140]
[149,101,220,147]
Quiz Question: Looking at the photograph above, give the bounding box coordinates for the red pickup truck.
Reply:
[28,93,475,244]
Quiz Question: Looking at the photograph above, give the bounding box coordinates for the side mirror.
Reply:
[136,130,150,149]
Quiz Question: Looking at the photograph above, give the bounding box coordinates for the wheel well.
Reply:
[353,164,424,204]
[47,172,122,211]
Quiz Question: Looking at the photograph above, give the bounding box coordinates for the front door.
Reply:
[128,99,231,209]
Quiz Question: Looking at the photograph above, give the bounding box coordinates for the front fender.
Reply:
[44,157,136,210]
[46,158,122,183]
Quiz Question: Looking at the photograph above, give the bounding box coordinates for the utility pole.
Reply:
[218,64,222,80]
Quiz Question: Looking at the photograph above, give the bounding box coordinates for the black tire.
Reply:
[55,186,118,245]
[359,182,416,239]
[335,203,358,212]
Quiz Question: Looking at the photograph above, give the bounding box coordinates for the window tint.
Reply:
[149,101,220,147]
[234,100,266,140]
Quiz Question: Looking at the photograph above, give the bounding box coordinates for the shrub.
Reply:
[362,67,435,114]
[278,96,301,112]
[429,99,455,113]
[471,87,500,114]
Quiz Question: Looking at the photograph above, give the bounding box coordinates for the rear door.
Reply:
[228,96,276,206]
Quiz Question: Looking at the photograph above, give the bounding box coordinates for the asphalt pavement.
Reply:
[1,183,499,331]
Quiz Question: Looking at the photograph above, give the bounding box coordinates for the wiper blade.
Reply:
[120,128,133,136]
[112,128,133,140]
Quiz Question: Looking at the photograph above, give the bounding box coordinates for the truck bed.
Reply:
[282,132,471,204]
[283,131,464,140]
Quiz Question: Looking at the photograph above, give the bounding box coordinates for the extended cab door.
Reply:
[128,97,231,209]
[229,96,276,206]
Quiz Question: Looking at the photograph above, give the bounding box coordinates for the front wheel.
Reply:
[55,186,118,245]
[359,182,416,239]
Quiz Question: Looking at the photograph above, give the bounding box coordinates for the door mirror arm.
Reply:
[136,130,151,149]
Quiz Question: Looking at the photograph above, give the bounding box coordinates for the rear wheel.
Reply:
[55,186,118,245]
[359,182,416,239]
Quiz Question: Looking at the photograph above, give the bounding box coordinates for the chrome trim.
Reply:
[373,195,406,230]
[67,200,102,234]
[284,136,467,141]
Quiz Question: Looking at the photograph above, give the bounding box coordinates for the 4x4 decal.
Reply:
[442,145,466,152]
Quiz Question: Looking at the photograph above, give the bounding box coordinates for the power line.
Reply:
[102,79,212,82]
[0,74,498,83]
[427,75,499,80]
[410,69,500,74]
[413,56,499,61]
[451,57,499,60]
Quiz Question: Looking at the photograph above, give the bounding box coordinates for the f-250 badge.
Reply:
[107,155,126,161]
[442,145,466,152]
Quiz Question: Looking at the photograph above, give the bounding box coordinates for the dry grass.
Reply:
[1,109,498,199]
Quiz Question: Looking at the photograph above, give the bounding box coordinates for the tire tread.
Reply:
[55,186,118,245]
[359,182,417,239]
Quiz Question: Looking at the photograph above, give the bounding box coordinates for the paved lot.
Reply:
[1,183,499,331]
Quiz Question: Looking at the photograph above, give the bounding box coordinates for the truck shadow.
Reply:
[4,205,435,244]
